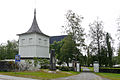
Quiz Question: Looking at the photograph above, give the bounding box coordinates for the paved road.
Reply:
[52,72,110,80]
[0,72,110,80]
[0,75,38,80]
[52,67,110,80]
[0,67,110,80]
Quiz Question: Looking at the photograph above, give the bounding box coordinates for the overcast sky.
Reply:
[0,0,120,53]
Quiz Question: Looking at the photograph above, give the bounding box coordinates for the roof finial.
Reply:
[34,8,36,17]
[34,0,36,16]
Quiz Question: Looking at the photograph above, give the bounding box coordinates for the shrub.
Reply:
[56,66,74,71]
[99,67,120,73]
[41,65,49,69]
[0,61,16,72]
[39,59,50,69]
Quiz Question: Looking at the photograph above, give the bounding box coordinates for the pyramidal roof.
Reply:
[18,9,49,37]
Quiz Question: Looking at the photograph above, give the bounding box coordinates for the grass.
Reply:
[100,67,120,69]
[81,68,83,72]
[0,69,80,80]
[87,67,94,71]
[96,72,120,80]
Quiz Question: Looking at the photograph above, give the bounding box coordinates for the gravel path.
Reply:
[52,72,110,80]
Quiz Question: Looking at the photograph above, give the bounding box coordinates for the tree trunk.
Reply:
[66,62,69,67]
[79,63,81,72]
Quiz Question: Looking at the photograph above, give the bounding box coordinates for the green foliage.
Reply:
[86,47,93,66]
[0,45,6,60]
[91,55,98,65]
[87,48,90,66]
[60,35,76,67]
[0,40,18,60]
[63,10,85,49]
[105,33,113,67]
[99,67,120,73]
[116,45,120,64]
[0,61,15,72]
[50,40,64,65]
[89,18,105,66]
[6,40,18,59]
[39,59,49,69]
[100,67,120,69]
[88,19,114,67]
[117,46,120,57]
[24,59,32,70]
[33,57,39,67]
[112,56,119,65]
[50,10,86,67]
[100,46,108,67]
[83,55,87,66]
[56,66,74,71]
[61,10,85,66]
[87,67,94,71]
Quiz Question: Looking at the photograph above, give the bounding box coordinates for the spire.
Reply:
[26,8,42,33]
[34,8,36,17]
[17,8,49,37]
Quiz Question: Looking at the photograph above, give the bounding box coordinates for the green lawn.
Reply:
[100,67,120,69]
[96,72,120,80]
[0,69,80,80]
[87,67,94,71]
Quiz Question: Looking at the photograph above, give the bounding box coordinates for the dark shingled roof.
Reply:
[50,35,67,44]
[17,9,49,37]
[26,9,42,33]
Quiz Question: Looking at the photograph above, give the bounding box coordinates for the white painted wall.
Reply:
[19,34,36,46]
[36,34,49,58]
[35,34,49,47]
[19,46,36,57]
[19,33,49,58]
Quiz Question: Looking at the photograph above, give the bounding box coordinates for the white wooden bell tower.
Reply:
[17,9,49,59]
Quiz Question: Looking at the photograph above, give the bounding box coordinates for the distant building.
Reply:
[50,35,67,44]
[17,9,49,59]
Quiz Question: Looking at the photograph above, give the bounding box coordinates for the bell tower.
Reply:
[17,9,49,59]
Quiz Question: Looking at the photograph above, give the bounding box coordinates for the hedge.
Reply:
[0,61,16,72]
[99,67,120,73]
[56,66,74,71]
